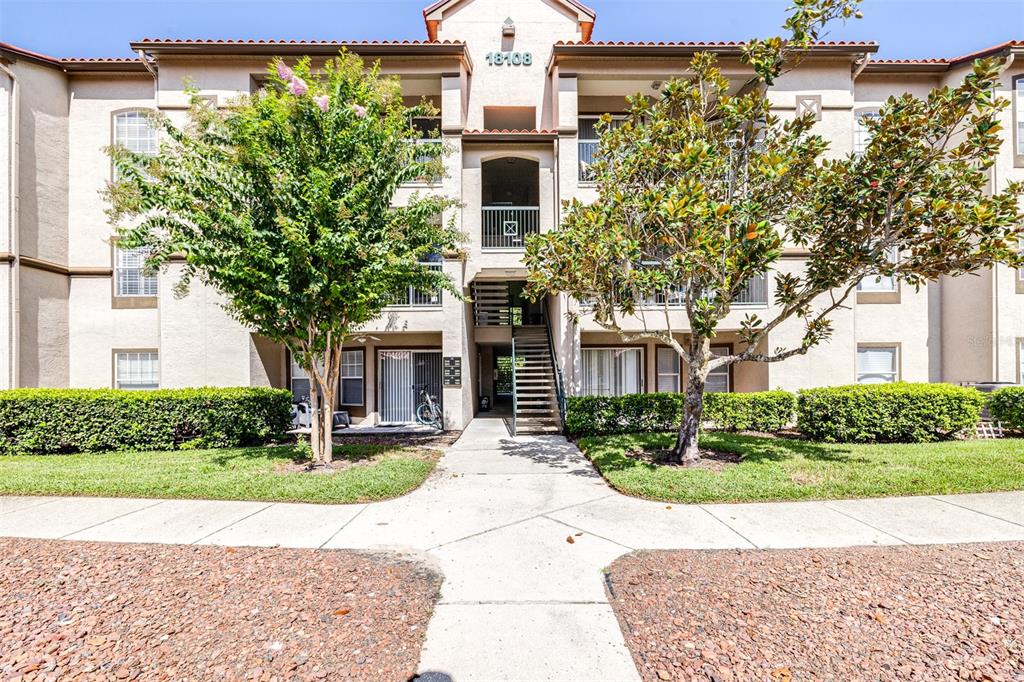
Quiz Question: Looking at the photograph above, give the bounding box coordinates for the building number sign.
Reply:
[486,51,533,66]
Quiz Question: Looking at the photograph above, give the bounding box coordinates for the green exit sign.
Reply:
[486,51,533,66]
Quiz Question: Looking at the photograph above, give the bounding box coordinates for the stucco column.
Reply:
[556,73,578,132]
[441,258,474,430]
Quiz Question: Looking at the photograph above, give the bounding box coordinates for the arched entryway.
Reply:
[481,157,539,249]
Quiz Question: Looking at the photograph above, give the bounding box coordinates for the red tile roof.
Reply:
[0,41,151,72]
[870,58,947,64]
[554,40,878,47]
[463,129,558,134]
[135,38,464,46]
[863,40,1024,73]
[422,0,595,20]
[461,129,559,142]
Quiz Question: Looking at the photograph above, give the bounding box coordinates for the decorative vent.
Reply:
[796,95,822,121]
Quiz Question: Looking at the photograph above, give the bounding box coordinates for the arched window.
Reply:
[113,110,157,156]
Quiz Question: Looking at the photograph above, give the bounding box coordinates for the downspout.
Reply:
[137,49,158,80]
[0,61,19,389]
[991,51,1015,380]
[851,51,871,80]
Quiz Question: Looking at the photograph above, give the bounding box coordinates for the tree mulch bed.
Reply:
[606,542,1024,681]
[624,448,742,472]
[0,538,442,681]
[276,448,442,475]
[331,432,462,449]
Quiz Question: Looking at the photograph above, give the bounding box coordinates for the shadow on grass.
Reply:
[707,433,866,464]
[207,443,391,468]
[587,432,864,475]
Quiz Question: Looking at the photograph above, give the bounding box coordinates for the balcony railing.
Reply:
[735,274,768,305]
[578,141,599,181]
[482,206,539,249]
[578,274,769,310]
[388,262,443,307]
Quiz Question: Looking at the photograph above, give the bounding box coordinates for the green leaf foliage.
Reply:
[566,391,795,437]
[989,387,1024,432]
[0,388,292,454]
[796,383,984,443]
[525,0,1022,460]
[106,51,462,368]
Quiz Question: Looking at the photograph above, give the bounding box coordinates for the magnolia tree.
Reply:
[525,0,1024,465]
[108,53,460,466]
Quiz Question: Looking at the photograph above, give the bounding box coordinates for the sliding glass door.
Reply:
[378,350,443,424]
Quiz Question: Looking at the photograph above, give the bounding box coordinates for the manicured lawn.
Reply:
[0,444,441,504]
[578,432,1024,503]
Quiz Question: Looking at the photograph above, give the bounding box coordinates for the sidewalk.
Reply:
[3,418,1024,680]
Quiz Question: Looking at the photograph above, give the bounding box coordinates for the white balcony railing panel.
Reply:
[481,206,540,249]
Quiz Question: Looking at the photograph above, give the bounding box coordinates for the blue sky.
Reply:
[1,0,1021,60]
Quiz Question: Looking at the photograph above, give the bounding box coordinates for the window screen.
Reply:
[857,346,897,384]
[580,348,643,396]
[656,347,680,392]
[115,246,158,297]
[115,351,159,390]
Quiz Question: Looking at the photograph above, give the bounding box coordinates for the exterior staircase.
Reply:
[511,325,562,435]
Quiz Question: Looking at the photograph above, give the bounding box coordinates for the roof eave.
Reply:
[62,61,151,74]
[0,42,63,69]
[130,41,468,58]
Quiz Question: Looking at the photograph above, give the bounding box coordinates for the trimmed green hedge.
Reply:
[0,387,293,454]
[565,390,795,437]
[796,383,984,443]
[989,386,1024,431]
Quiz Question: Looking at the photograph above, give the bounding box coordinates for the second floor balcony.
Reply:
[481,157,539,250]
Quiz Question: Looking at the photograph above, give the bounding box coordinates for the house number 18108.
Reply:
[486,51,533,66]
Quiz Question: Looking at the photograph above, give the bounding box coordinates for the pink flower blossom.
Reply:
[314,95,329,112]
[352,104,367,118]
[288,77,308,96]
[276,62,293,81]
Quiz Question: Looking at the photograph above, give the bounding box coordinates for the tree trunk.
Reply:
[309,381,325,466]
[671,355,708,466]
[319,379,336,465]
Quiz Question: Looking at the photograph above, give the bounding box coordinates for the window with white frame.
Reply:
[114,245,157,297]
[113,110,157,179]
[578,115,626,181]
[1015,76,1024,165]
[858,246,898,293]
[115,351,159,390]
[857,345,898,384]
[656,347,680,392]
[340,349,364,406]
[411,116,442,175]
[289,350,364,405]
[707,345,730,393]
[853,109,879,158]
[655,348,679,391]
[289,355,311,403]
[1019,339,1024,383]
[581,347,643,396]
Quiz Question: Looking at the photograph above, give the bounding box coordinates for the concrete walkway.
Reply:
[3,419,1024,680]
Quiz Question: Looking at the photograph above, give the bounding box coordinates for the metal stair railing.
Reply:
[510,333,518,437]
[541,304,567,434]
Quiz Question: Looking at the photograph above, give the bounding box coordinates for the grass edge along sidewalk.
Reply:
[578,431,1024,504]
[0,443,441,505]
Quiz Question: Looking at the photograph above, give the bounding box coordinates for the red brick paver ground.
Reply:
[0,538,441,681]
[606,542,1024,681]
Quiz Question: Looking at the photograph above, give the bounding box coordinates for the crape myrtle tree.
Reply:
[524,0,1024,465]
[107,53,461,467]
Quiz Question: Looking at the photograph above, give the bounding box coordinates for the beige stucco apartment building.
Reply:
[0,0,1022,432]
